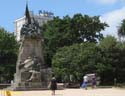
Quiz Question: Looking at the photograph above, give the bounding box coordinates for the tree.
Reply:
[52,43,100,83]
[116,41,125,83]
[71,14,108,42]
[118,19,125,40]
[52,35,125,85]
[98,35,120,85]
[0,27,18,83]
[42,14,108,66]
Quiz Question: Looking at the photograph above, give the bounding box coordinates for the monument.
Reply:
[12,4,51,90]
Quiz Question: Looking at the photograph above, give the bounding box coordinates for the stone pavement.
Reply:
[0,88,125,96]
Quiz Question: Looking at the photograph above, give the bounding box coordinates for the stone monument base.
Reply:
[10,68,51,91]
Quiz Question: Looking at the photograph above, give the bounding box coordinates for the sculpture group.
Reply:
[12,4,51,90]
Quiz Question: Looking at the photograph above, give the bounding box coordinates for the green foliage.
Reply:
[98,36,124,85]
[0,27,18,83]
[118,19,125,38]
[71,14,108,42]
[52,43,100,82]
[52,35,125,85]
[42,14,108,66]
[116,41,125,83]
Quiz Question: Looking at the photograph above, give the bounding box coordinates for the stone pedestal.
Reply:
[12,68,51,90]
[10,38,52,90]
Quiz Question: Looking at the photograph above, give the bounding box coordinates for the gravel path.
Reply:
[0,88,125,96]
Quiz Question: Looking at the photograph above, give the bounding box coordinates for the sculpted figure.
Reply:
[19,56,41,82]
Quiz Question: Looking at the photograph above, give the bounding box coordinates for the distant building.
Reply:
[14,7,53,41]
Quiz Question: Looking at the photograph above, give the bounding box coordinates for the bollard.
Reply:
[6,91,11,96]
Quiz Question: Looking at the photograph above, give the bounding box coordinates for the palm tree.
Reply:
[118,19,125,41]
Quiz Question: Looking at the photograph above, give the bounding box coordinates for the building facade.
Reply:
[14,11,53,41]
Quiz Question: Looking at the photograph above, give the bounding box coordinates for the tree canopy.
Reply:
[52,43,99,83]
[0,27,18,83]
[118,19,125,39]
[42,14,108,66]
[52,35,125,85]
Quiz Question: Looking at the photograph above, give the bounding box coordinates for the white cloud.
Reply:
[95,0,117,4]
[100,7,125,37]
[87,0,124,4]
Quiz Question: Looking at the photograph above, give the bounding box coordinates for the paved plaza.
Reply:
[0,88,125,96]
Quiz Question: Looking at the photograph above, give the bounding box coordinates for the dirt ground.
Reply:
[0,88,125,96]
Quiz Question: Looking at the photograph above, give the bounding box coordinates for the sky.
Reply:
[0,0,125,37]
